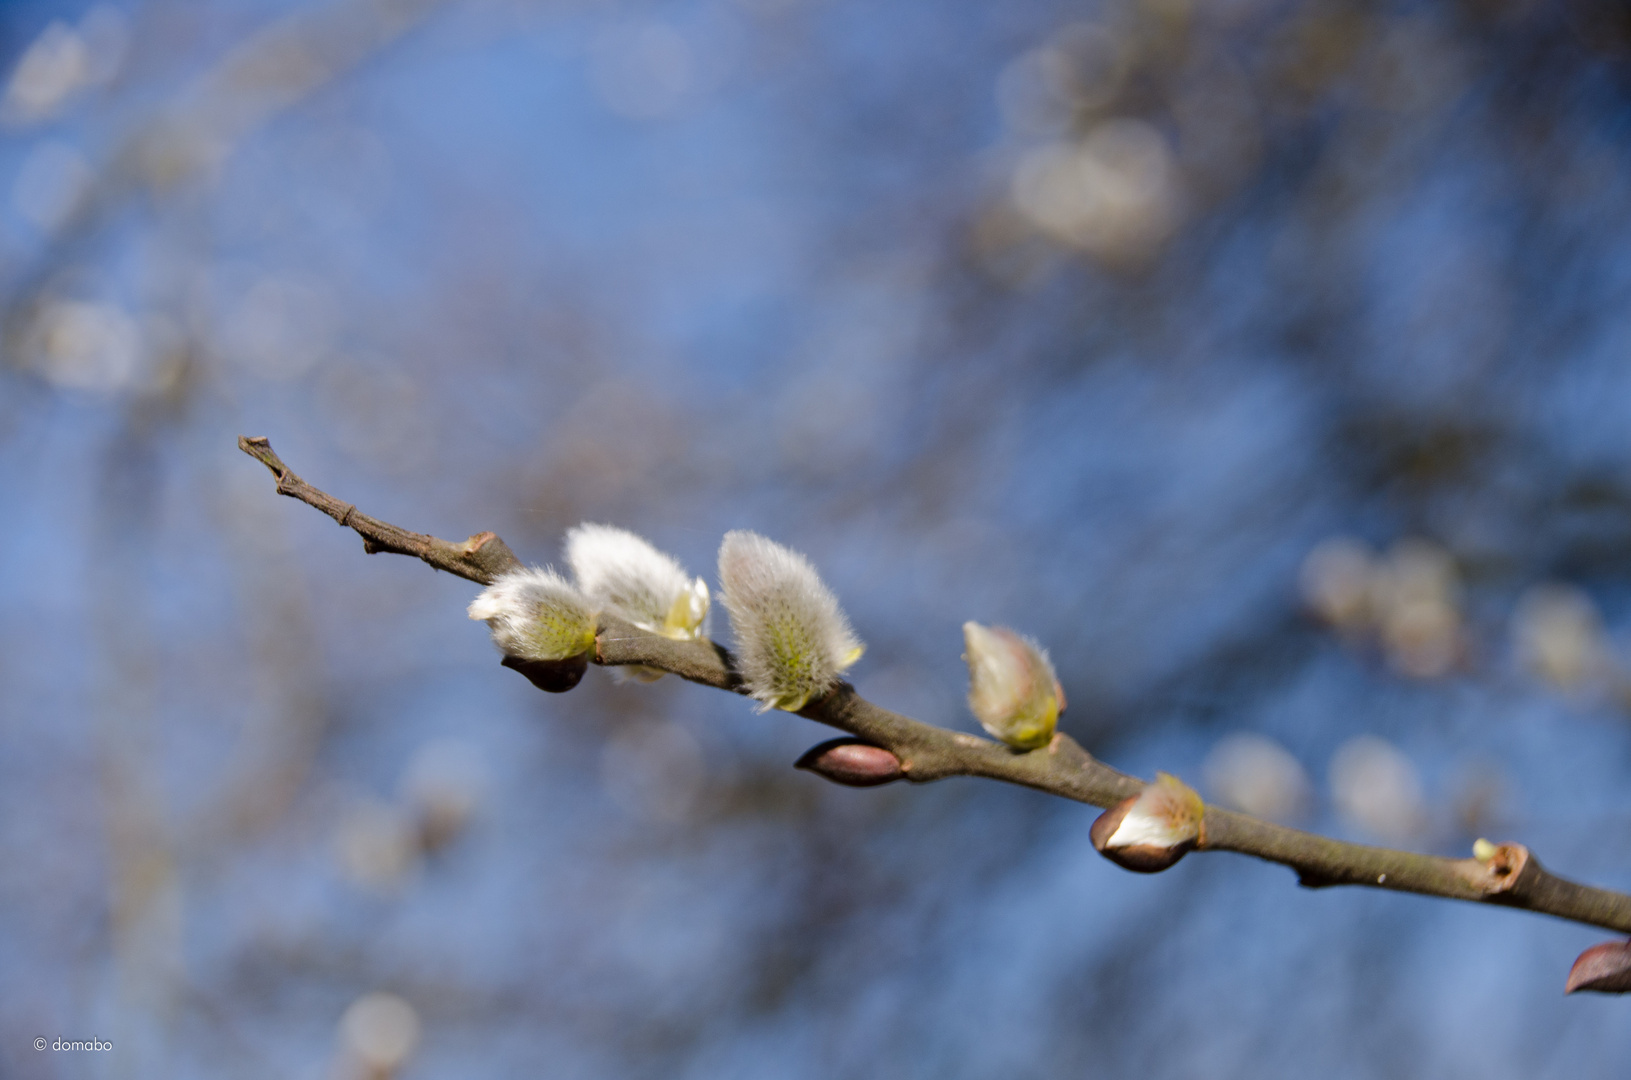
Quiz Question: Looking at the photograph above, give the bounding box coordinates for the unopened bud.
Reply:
[469,568,596,662]
[795,738,903,787]
[501,652,589,693]
[1471,837,1498,863]
[1090,772,1205,873]
[962,621,1062,750]
[1566,939,1631,995]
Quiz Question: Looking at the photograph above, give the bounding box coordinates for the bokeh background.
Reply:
[6,0,1631,1075]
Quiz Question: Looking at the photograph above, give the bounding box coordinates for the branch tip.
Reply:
[235,435,521,585]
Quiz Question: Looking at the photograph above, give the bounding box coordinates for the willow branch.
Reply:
[239,435,1631,937]
[237,436,522,584]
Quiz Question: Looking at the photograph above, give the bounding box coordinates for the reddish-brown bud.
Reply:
[1090,772,1204,873]
[501,652,588,693]
[795,738,903,787]
[1566,940,1631,995]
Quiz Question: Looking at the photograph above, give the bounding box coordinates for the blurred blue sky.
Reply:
[5,0,1631,1076]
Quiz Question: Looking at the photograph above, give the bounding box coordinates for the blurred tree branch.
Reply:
[238,435,1631,952]
[2,0,455,355]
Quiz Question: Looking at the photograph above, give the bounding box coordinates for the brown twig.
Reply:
[238,435,1631,937]
[237,436,522,584]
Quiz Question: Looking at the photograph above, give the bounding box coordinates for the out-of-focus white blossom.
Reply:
[1299,536,1376,631]
[717,530,863,712]
[962,621,1062,750]
[26,300,143,391]
[1513,583,1607,689]
[1330,735,1426,841]
[468,568,597,662]
[2,22,84,124]
[1202,733,1311,823]
[338,992,420,1078]
[0,8,126,125]
[1302,535,1464,679]
[1010,119,1183,263]
[1372,539,1461,678]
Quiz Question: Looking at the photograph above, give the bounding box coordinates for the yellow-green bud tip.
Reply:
[962,621,1060,750]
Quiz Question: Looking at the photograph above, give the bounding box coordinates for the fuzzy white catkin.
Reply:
[565,523,709,640]
[717,530,863,712]
[467,567,597,661]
